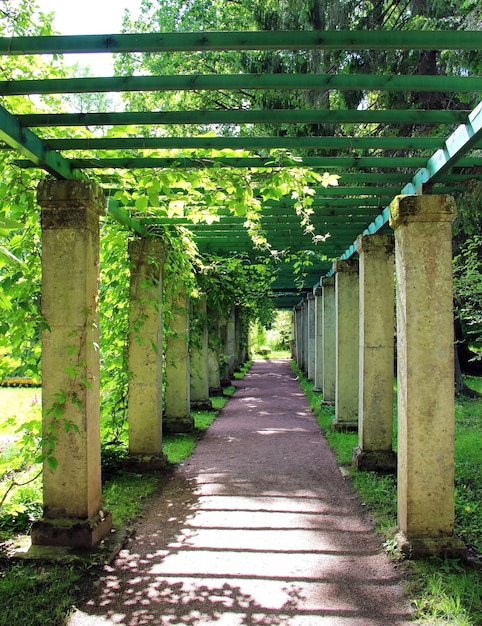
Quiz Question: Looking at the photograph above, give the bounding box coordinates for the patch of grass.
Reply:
[291,362,482,625]
[103,471,160,526]
[408,558,482,626]
[0,561,88,626]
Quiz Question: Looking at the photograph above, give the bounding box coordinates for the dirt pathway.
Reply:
[68,359,413,625]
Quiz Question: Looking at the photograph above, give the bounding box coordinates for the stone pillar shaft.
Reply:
[390,194,465,558]
[164,283,193,433]
[33,179,112,548]
[301,298,308,374]
[333,259,359,430]
[307,293,316,381]
[353,234,396,471]
[321,277,336,404]
[190,296,212,410]
[313,286,323,392]
[127,238,166,469]
[294,305,302,367]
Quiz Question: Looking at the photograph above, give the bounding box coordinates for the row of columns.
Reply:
[293,193,466,559]
[31,179,246,549]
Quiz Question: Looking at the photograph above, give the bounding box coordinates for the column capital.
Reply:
[307,293,315,301]
[128,236,166,262]
[37,179,105,212]
[333,258,359,274]
[389,194,456,229]
[321,276,335,288]
[356,233,394,255]
[314,286,322,297]
[38,180,105,231]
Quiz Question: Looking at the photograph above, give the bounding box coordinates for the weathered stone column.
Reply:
[190,295,212,410]
[390,194,465,558]
[32,179,112,548]
[207,308,223,396]
[126,237,166,471]
[307,293,316,381]
[290,310,296,359]
[301,296,308,374]
[225,307,236,378]
[313,286,324,392]
[333,259,359,431]
[294,304,302,366]
[321,276,336,404]
[234,304,242,370]
[353,234,396,472]
[164,283,193,433]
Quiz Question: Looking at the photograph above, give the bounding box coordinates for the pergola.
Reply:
[1,30,481,306]
[2,30,481,558]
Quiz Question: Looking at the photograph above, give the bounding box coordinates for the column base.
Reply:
[395,531,467,560]
[31,509,113,549]
[352,447,397,472]
[321,399,335,406]
[163,416,195,433]
[191,399,213,411]
[331,419,358,432]
[123,453,167,472]
[209,386,224,396]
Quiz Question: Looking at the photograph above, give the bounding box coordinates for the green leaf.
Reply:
[135,195,149,212]
[47,456,59,471]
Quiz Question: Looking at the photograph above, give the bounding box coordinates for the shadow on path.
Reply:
[68,359,412,625]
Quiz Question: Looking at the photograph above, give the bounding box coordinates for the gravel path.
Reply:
[68,359,413,625]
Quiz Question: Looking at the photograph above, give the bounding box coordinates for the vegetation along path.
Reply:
[69,359,412,625]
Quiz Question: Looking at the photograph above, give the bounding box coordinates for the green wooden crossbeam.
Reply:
[41,135,447,151]
[0,104,76,179]
[19,156,482,170]
[107,202,148,236]
[1,30,481,55]
[1,74,480,96]
[16,109,470,128]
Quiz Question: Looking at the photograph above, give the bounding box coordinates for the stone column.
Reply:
[301,297,308,374]
[294,304,302,366]
[307,293,316,381]
[225,308,236,378]
[321,277,336,404]
[313,286,324,392]
[125,237,166,471]
[353,234,396,472]
[32,179,112,548]
[390,194,466,558]
[333,259,359,431]
[164,283,193,433]
[290,310,296,359]
[207,307,223,396]
[190,296,212,410]
[234,304,242,370]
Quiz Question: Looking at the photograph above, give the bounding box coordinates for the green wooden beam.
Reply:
[0,104,75,179]
[41,135,447,151]
[1,74,480,96]
[17,109,470,128]
[107,202,148,236]
[1,30,481,55]
[19,156,481,170]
